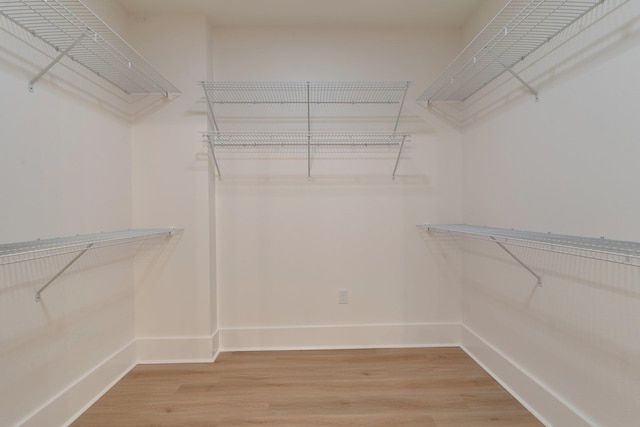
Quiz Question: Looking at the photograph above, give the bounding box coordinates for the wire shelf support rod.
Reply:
[490,236,542,286]
[28,30,87,92]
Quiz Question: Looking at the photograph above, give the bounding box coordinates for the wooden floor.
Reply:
[72,348,542,426]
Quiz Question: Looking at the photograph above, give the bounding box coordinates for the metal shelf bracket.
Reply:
[391,81,410,179]
[490,237,542,286]
[392,134,407,180]
[205,135,221,179]
[491,53,539,102]
[35,243,93,302]
[29,31,87,93]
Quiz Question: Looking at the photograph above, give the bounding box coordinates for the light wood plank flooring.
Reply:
[72,347,542,426]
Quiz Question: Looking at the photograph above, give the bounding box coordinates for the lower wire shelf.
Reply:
[203,131,410,179]
[420,224,640,285]
[0,228,182,301]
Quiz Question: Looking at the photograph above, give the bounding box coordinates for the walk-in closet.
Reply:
[1,1,638,426]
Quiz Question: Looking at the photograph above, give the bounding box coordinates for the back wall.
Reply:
[211,26,465,349]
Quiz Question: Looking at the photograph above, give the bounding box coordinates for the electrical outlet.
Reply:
[338,289,348,304]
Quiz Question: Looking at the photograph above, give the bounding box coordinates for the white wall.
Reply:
[458,1,640,425]
[462,0,508,46]
[7,0,638,424]
[0,2,137,425]
[212,26,464,350]
[129,14,217,362]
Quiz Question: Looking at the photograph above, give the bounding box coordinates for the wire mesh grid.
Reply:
[0,229,178,266]
[200,82,411,175]
[422,224,640,267]
[0,0,180,95]
[418,0,603,103]
[199,81,410,104]
[204,131,408,159]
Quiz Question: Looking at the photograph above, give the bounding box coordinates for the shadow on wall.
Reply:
[422,0,639,128]
[210,175,432,196]
[133,232,182,302]
[422,230,640,423]
[0,14,178,121]
[462,250,640,423]
[0,234,178,355]
[426,231,640,374]
[417,227,463,292]
[0,232,180,425]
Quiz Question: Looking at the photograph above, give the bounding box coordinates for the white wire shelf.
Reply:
[0,228,180,265]
[204,131,409,146]
[0,0,180,95]
[204,131,409,178]
[421,224,640,285]
[200,81,411,179]
[200,81,410,105]
[0,228,181,301]
[418,0,603,103]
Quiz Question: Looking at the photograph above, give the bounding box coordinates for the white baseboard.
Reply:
[137,330,220,364]
[211,329,221,362]
[22,325,591,427]
[19,331,220,426]
[18,339,137,427]
[220,323,460,351]
[460,325,593,427]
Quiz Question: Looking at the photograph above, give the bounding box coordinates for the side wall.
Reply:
[0,2,136,426]
[459,1,640,426]
[212,27,464,350]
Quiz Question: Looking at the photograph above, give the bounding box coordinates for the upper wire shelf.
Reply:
[0,0,180,95]
[418,0,603,103]
[200,81,411,179]
[422,224,640,270]
[200,81,410,105]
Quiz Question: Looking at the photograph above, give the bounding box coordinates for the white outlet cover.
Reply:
[338,289,348,304]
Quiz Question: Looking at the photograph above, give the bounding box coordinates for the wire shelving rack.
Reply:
[203,131,409,148]
[0,0,180,95]
[417,0,604,104]
[0,228,181,301]
[201,81,410,105]
[199,81,411,179]
[421,224,640,285]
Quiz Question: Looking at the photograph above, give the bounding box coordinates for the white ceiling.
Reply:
[117,0,483,28]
